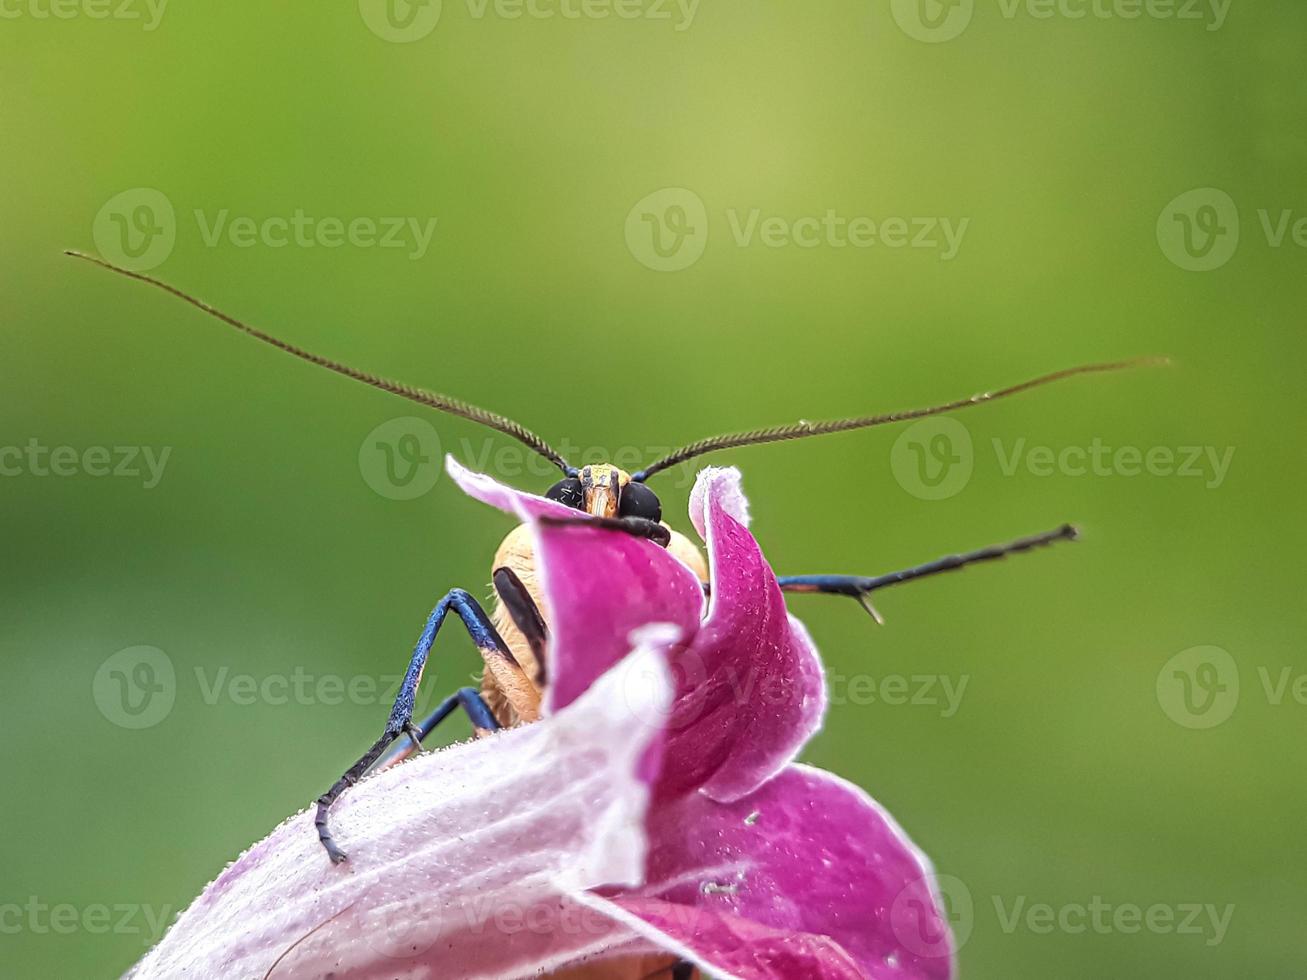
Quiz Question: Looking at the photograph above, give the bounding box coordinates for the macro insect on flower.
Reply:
[69,251,1155,979]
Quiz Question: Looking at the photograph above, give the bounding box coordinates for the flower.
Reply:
[126,643,675,980]
[126,462,953,980]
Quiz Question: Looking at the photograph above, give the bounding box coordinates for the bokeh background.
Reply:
[2,2,1304,977]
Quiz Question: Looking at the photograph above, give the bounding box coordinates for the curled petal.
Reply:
[689,465,752,538]
[126,648,673,980]
[661,468,826,801]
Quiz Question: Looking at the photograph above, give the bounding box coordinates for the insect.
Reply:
[67,250,1156,865]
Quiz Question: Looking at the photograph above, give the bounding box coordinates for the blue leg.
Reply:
[315,589,517,864]
[777,524,1079,621]
[373,686,500,770]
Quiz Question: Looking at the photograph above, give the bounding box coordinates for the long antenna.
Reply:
[633,356,1166,480]
[65,250,575,476]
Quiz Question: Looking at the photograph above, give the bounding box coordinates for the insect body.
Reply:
[482,464,710,729]
[67,250,1157,864]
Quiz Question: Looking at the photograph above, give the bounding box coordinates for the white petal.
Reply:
[127,647,671,980]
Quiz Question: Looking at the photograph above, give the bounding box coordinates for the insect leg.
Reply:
[777,524,1079,622]
[372,686,501,770]
[314,588,520,864]
[538,514,671,548]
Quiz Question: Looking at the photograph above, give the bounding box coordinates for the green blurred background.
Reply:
[2,1,1304,976]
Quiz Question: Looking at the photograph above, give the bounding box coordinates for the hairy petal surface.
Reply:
[126,649,672,980]
[581,765,953,980]
[688,465,751,538]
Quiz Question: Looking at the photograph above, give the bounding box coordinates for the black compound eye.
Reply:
[545,477,585,510]
[619,481,662,523]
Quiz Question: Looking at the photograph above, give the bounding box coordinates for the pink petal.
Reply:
[591,900,868,980]
[534,523,706,714]
[126,647,674,980]
[660,467,826,802]
[445,455,580,522]
[582,764,953,980]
